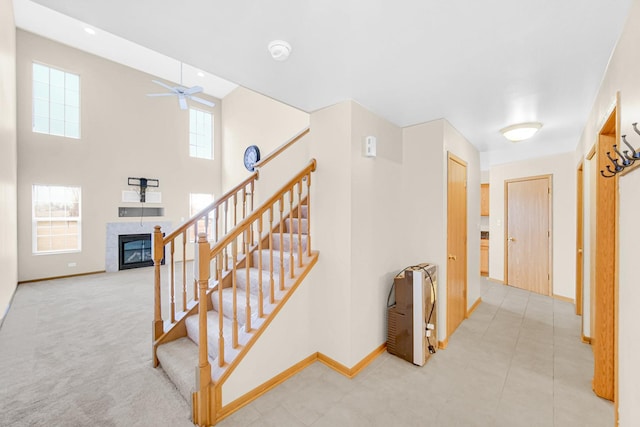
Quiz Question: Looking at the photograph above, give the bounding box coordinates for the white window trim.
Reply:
[32,185,82,255]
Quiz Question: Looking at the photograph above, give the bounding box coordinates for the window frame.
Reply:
[32,184,82,255]
[188,108,214,160]
[32,62,81,139]
[189,192,215,243]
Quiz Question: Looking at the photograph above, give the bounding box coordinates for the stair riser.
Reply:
[271,233,308,252]
[285,218,308,234]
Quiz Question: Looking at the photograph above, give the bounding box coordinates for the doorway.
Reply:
[504,175,552,295]
[447,153,467,338]
[593,106,617,402]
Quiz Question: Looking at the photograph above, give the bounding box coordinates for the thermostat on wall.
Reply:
[365,136,377,157]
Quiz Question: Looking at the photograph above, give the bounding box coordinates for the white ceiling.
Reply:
[14,0,633,168]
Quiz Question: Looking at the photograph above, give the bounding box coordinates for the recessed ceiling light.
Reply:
[196,71,205,77]
[500,122,543,142]
[84,27,96,35]
[268,40,292,61]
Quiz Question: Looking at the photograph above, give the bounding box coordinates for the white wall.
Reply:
[574,0,640,422]
[308,101,353,365]
[489,152,576,299]
[401,119,481,342]
[221,86,310,207]
[402,121,447,340]
[0,0,18,320]
[349,101,404,364]
[16,30,221,282]
[221,267,317,405]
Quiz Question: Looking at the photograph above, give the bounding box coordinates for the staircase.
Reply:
[150,153,317,426]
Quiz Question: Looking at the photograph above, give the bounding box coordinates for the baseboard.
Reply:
[581,335,592,345]
[467,297,482,317]
[438,338,448,350]
[218,342,387,421]
[317,343,386,379]
[553,294,575,304]
[218,352,318,421]
[18,270,106,284]
[0,283,18,329]
[487,277,505,284]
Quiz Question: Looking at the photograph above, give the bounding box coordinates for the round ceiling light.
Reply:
[84,27,96,35]
[268,40,292,61]
[500,122,543,142]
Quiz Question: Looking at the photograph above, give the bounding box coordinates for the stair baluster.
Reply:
[258,216,264,318]
[244,229,252,332]
[268,207,275,304]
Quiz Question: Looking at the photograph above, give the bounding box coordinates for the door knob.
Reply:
[448,254,457,260]
[508,236,516,242]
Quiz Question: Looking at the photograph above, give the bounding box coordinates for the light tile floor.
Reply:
[218,278,613,427]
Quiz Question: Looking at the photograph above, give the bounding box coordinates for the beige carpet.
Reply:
[0,268,193,427]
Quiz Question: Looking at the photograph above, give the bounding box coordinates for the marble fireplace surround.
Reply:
[105,221,172,272]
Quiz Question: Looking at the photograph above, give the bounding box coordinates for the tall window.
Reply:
[32,63,81,139]
[189,193,214,242]
[189,108,213,159]
[32,185,81,254]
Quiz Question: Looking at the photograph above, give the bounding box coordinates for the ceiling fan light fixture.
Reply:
[268,40,292,61]
[500,122,543,142]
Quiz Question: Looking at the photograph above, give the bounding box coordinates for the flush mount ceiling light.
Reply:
[268,40,292,61]
[84,27,96,35]
[500,122,543,142]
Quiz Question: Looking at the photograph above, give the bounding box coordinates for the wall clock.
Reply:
[243,145,261,172]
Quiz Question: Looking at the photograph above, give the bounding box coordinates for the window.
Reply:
[189,108,213,159]
[189,193,214,242]
[32,185,81,254]
[32,63,81,139]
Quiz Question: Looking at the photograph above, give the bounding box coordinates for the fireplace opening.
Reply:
[118,233,164,270]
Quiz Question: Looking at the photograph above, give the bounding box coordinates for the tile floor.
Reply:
[217,279,613,427]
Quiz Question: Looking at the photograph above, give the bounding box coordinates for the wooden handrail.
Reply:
[162,171,258,244]
[253,127,310,169]
[208,159,316,258]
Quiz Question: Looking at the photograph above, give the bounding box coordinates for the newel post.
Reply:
[193,232,215,426]
[152,225,164,366]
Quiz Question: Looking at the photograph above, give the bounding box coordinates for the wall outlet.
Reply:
[68,262,77,268]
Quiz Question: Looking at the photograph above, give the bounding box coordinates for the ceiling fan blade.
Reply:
[146,93,176,97]
[151,80,177,92]
[178,95,188,110]
[190,96,215,108]
[184,85,203,95]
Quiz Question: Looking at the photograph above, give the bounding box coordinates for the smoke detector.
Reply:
[268,40,292,61]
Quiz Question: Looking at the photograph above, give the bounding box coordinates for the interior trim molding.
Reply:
[218,352,318,421]
[18,270,106,284]
[438,338,448,350]
[553,294,575,304]
[467,297,482,317]
[317,343,386,379]
[218,342,387,421]
[582,334,592,345]
[488,277,505,285]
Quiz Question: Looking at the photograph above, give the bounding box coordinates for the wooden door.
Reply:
[576,163,584,316]
[447,154,467,338]
[505,176,551,295]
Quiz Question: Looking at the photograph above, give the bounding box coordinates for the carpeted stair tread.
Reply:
[235,267,278,296]
[252,249,299,273]
[156,337,201,404]
[185,310,234,360]
[210,287,260,326]
[271,233,308,252]
[285,218,308,234]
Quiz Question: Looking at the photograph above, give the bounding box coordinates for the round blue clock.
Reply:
[243,145,261,171]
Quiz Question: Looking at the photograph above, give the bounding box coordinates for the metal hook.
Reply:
[614,145,634,167]
[600,169,616,178]
[633,122,640,137]
[622,135,640,160]
[606,151,625,172]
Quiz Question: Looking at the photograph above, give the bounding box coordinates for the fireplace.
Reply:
[118,233,164,270]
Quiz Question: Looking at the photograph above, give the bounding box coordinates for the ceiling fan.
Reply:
[146,63,215,110]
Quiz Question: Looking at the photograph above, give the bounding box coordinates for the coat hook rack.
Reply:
[600,122,640,178]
